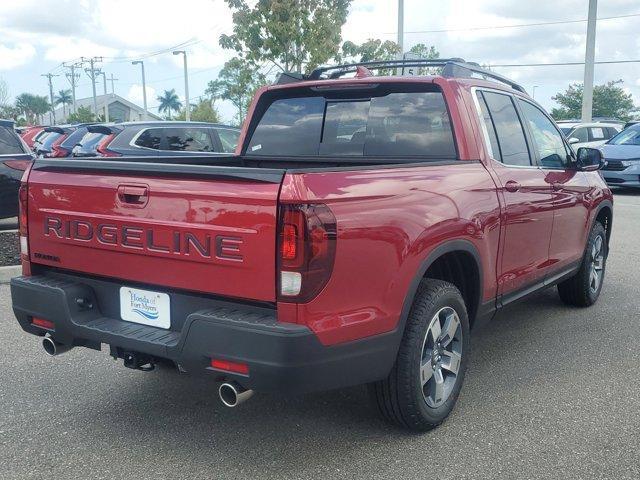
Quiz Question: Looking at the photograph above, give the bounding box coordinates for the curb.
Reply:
[0,265,21,284]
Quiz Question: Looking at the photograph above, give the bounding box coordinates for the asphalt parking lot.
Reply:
[1,191,639,480]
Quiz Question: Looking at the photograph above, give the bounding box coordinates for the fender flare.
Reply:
[395,239,484,337]
[592,199,613,244]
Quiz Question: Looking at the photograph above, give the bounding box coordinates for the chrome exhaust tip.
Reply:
[218,382,254,408]
[42,334,73,356]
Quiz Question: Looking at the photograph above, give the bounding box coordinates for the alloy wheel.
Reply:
[420,306,463,408]
[589,234,605,294]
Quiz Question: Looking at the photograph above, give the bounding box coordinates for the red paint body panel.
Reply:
[26,170,280,301]
[279,162,501,345]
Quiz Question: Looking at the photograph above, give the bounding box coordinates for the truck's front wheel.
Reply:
[369,279,470,431]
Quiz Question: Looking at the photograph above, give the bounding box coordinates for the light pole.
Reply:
[173,50,190,121]
[532,85,539,99]
[396,0,404,75]
[582,0,598,122]
[132,61,148,121]
[100,71,110,122]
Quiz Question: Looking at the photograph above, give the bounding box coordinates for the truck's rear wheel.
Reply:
[557,221,607,307]
[369,279,470,431]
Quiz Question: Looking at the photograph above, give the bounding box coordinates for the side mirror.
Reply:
[576,147,606,171]
[568,137,580,144]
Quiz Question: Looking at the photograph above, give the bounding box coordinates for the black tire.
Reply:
[557,221,607,307]
[369,279,470,432]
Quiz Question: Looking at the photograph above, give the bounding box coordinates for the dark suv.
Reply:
[0,119,33,219]
[72,121,240,157]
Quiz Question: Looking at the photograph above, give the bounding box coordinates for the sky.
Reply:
[0,0,638,123]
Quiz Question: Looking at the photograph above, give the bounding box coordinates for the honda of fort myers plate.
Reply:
[119,287,170,329]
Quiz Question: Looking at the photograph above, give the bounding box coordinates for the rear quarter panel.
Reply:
[279,162,501,345]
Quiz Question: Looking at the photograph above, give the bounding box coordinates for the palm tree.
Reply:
[157,89,182,120]
[32,96,51,124]
[54,89,72,119]
[15,93,37,124]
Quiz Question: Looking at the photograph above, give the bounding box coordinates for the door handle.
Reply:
[117,184,149,206]
[504,180,521,193]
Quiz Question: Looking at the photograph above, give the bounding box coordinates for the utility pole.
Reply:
[100,71,110,122]
[396,0,404,75]
[582,0,597,122]
[132,61,149,120]
[63,62,80,114]
[109,73,119,96]
[173,50,190,121]
[82,56,102,117]
[41,73,59,125]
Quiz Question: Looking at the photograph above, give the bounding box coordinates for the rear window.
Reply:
[0,127,24,155]
[247,89,456,159]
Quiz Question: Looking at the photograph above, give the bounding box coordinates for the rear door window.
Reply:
[570,127,588,143]
[0,127,24,155]
[135,128,162,150]
[247,89,456,159]
[164,128,216,152]
[216,128,240,153]
[481,91,531,166]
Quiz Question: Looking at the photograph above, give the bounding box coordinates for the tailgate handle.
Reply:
[117,184,149,205]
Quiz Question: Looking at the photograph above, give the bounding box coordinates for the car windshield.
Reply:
[607,125,640,145]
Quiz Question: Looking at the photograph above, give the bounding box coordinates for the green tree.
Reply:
[15,93,51,124]
[54,89,72,119]
[67,106,98,123]
[157,89,182,120]
[208,58,267,125]
[551,80,637,121]
[220,0,351,74]
[0,104,22,122]
[175,98,221,123]
[340,39,401,63]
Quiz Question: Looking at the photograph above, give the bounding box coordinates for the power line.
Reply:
[488,59,640,67]
[379,12,640,35]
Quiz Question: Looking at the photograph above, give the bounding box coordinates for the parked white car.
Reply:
[558,122,622,149]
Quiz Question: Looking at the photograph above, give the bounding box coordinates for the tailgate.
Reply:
[26,159,284,302]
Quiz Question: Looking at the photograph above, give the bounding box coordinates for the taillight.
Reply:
[278,204,337,302]
[48,136,68,158]
[18,164,33,275]
[3,160,32,170]
[18,183,28,237]
[96,134,121,157]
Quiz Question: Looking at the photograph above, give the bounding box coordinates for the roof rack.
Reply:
[302,58,526,93]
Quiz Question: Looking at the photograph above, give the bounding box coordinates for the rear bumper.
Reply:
[10,273,397,394]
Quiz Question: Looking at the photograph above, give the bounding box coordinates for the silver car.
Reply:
[600,124,640,188]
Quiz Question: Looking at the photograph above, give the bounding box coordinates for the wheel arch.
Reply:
[398,240,484,335]
[593,200,613,247]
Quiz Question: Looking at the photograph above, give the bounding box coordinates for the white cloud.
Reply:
[127,84,156,107]
[0,43,36,71]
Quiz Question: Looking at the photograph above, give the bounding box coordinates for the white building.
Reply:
[48,94,161,125]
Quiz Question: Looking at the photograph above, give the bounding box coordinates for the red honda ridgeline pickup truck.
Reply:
[11,59,612,431]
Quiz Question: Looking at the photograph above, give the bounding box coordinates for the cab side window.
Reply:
[480,91,531,166]
[518,100,569,169]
